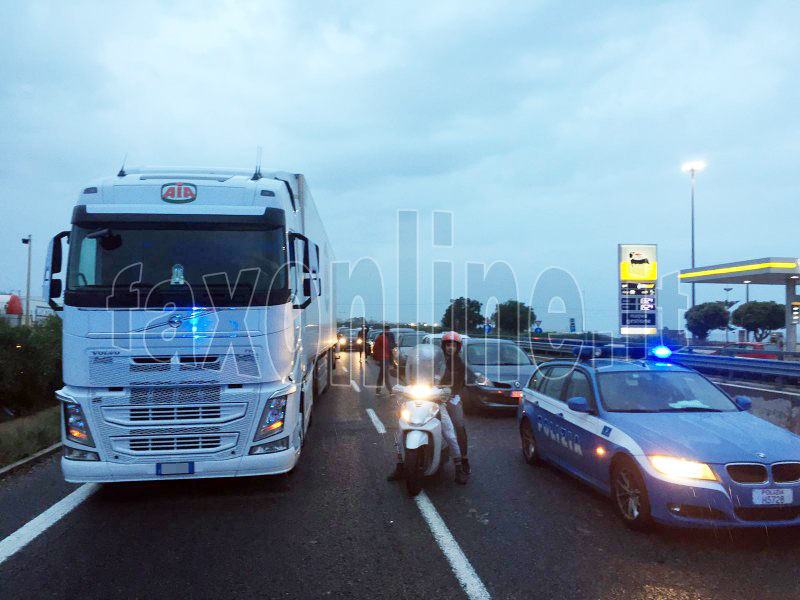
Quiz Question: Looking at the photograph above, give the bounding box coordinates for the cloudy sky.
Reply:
[1,0,798,334]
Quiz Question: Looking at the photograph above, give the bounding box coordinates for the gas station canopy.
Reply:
[679,257,800,352]
[679,257,800,285]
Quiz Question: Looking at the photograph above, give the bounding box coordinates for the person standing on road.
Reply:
[373,326,395,396]
[438,331,470,480]
[358,324,369,360]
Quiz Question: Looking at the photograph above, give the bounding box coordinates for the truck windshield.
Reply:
[65,222,289,307]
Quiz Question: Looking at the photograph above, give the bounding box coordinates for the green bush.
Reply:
[0,316,62,417]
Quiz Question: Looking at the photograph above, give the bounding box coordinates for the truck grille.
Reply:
[130,386,221,404]
[92,385,258,463]
[130,405,222,422]
[726,464,768,484]
[88,350,261,386]
[112,433,238,454]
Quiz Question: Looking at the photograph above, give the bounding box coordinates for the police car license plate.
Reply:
[157,462,194,476]
[753,489,793,505]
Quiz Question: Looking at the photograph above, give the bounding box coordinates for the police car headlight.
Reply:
[401,401,439,426]
[649,455,717,481]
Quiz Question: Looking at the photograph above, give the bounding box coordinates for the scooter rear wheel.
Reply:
[405,448,425,496]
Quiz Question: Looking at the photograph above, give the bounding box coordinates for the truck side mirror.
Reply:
[44,231,69,312]
[288,232,312,309]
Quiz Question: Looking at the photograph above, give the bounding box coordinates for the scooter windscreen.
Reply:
[405,344,444,387]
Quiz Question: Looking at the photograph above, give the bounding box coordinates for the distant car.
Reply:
[393,332,427,380]
[337,328,363,351]
[715,342,779,360]
[421,333,471,345]
[517,355,800,529]
[459,338,536,412]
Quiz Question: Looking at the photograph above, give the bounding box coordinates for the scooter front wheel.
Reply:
[405,448,426,496]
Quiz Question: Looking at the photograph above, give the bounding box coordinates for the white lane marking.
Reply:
[341,365,348,373]
[415,491,491,600]
[0,483,99,566]
[350,380,361,393]
[365,408,387,434]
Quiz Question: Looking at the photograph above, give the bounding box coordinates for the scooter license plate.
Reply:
[156,462,194,476]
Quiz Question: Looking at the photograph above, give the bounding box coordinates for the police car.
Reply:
[517,347,800,529]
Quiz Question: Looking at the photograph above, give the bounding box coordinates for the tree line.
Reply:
[441,297,536,335]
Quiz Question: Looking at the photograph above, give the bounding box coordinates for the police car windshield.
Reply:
[466,342,531,366]
[598,371,738,413]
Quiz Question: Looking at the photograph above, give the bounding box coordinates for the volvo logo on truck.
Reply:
[161,182,197,203]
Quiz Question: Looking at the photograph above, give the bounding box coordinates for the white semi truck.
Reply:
[43,166,336,482]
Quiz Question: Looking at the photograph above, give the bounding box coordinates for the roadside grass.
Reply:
[0,406,60,469]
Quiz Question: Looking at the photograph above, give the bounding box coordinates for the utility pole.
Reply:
[21,235,32,326]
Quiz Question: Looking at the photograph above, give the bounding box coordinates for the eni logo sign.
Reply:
[161,182,197,203]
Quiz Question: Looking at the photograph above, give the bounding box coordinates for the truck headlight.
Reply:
[59,391,95,447]
[649,455,717,481]
[254,395,288,441]
[400,401,439,426]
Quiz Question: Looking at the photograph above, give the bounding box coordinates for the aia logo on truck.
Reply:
[161,182,197,203]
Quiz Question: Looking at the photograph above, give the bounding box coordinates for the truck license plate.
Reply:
[752,489,793,505]
[157,462,194,476]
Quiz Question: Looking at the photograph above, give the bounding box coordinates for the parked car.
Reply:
[459,338,536,412]
[337,328,363,351]
[518,354,800,529]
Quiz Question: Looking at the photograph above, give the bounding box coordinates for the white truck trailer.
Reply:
[43,166,336,482]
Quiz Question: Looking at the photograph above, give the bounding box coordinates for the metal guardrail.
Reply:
[668,352,800,382]
[475,334,800,384]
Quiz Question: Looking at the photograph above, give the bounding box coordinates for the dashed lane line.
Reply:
[0,483,99,567]
[350,380,361,393]
[365,408,387,434]
[415,491,492,600]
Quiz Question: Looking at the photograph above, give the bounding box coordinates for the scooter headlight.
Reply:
[401,401,439,426]
[410,384,433,399]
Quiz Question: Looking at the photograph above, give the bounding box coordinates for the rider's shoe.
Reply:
[386,463,406,481]
[454,461,469,485]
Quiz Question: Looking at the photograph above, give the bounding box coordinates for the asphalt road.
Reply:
[1,352,800,599]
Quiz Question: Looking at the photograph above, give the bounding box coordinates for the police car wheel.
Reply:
[520,419,542,465]
[611,459,652,529]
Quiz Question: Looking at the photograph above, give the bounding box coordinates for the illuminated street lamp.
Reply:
[681,160,706,307]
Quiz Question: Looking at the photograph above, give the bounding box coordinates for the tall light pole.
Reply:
[21,235,32,326]
[681,160,706,307]
[724,287,733,343]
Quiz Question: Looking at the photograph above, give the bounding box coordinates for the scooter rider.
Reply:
[387,343,468,485]
[438,331,470,477]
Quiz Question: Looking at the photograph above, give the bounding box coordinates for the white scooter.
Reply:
[392,345,450,496]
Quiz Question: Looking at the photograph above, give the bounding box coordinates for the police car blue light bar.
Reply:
[650,345,672,359]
